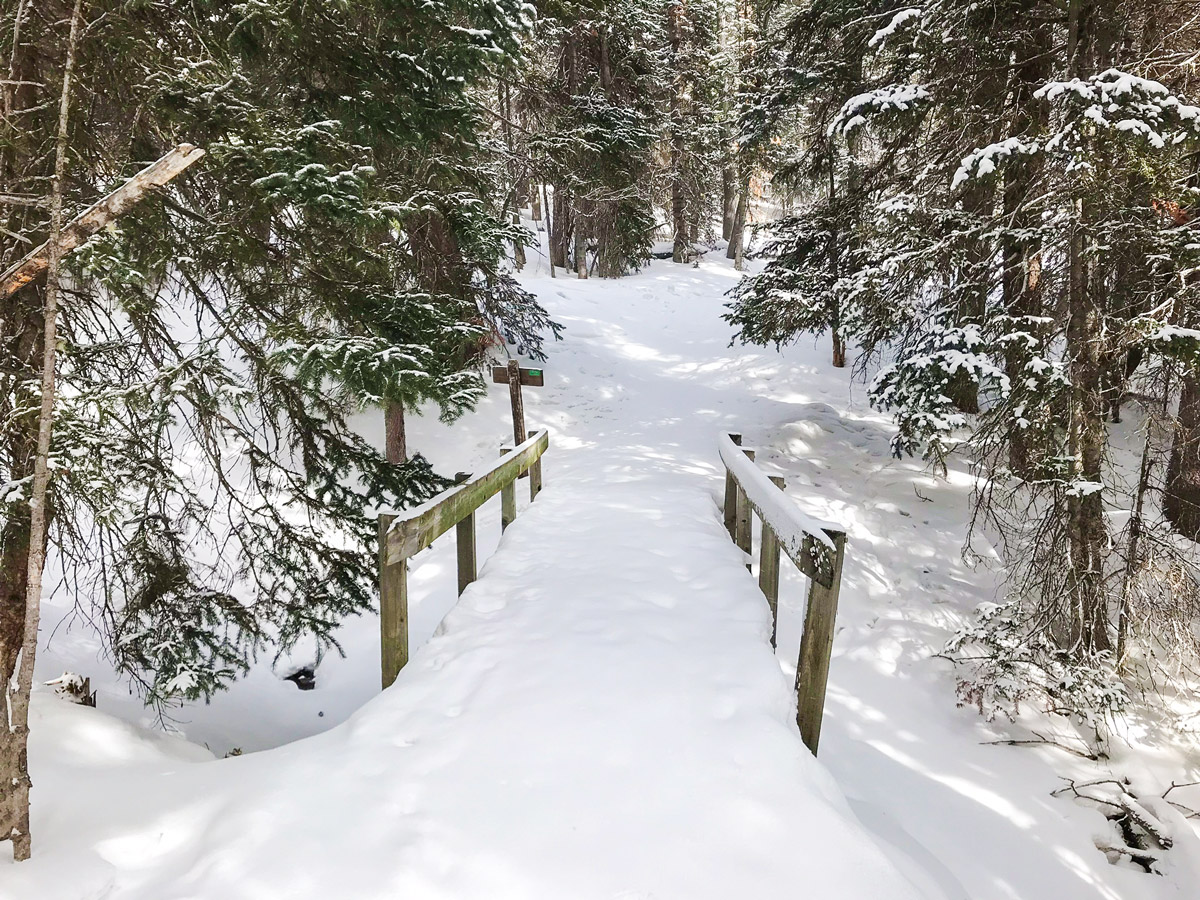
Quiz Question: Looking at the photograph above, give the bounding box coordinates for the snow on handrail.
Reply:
[719,430,847,755]
[384,428,549,563]
[718,432,838,555]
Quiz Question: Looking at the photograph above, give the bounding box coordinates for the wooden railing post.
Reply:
[454,472,477,594]
[379,429,549,692]
[723,433,742,537]
[530,436,543,500]
[499,447,516,531]
[507,358,531,486]
[759,475,784,648]
[735,447,755,566]
[795,530,847,755]
[379,514,408,689]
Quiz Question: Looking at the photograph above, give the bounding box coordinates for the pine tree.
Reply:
[0,0,557,728]
[665,0,723,262]
[519,0,665,277]
[729,0,1200,723]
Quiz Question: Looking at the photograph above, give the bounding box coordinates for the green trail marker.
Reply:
[492,362,546,476]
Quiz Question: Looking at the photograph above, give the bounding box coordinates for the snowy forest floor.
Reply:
[7,251,1200,898]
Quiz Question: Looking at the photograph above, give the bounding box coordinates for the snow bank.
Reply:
[6,469,921,900]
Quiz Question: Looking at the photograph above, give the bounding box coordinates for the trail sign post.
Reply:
[492,361,545,479]
[491,364,545,389]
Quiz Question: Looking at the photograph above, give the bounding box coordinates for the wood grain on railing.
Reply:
[378,428,550,689]
[719,431,846,756]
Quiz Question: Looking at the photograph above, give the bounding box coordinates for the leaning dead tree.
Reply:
[0,144,206,300]
[0,136,205,860]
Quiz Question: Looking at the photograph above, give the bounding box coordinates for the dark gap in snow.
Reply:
[283,666,316,691]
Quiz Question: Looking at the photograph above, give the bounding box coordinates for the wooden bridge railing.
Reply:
[378,429,549,688]
[719,432,847,756]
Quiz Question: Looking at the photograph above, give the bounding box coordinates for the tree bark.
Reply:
[574,200,588,279]
[1002,23,1050,476]
[827,162,846,368]
[512,211,526,271]
[3,0,84,860]
[726,176,749,265]
[946,174,994,415]
[499,81,525,272]
[1118,419,1156,669]
[1064,0,1110,654]
[550,186,570,270]
[541,181,554,277]
[385,402,407,465]
[722,165,736,241]
[1165,373,1200,540]
[669,0,688,264]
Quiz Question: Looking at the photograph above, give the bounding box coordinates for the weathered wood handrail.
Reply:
[378,428,549,688]
[719,432,846,756]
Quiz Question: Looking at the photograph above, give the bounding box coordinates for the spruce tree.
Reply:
[0,0,557,721]
[519,0,665,277]
[728,0,1200,723]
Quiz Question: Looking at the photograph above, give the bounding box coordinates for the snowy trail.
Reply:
[281,465,918,900]
[14,455,922,899]
[6,263,922,898]
[14,257,1200,898]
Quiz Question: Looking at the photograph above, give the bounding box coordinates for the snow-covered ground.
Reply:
[8,249,1200,897]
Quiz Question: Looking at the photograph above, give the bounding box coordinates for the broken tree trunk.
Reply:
[0,143,206,300]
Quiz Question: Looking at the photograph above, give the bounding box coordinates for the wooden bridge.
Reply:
[377,428,846,756]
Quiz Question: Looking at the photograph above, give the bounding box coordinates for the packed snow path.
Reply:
[16,258,1199,898]
[308,462,913,899]
[10,393,919,899]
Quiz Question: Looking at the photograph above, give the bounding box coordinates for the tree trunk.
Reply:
[1065,221,1109,653]
[541,182,554,278]
[1165,373,1200,540]
[722,165,736,241]
[550,187,570,270]
[1002,24,1050,476]
[500,81,525,272]
[826,162,846,368]
[726,176,749,265]
[1064,0,1110,655]
[0,300,42,707]
[669,0,688,264]
[385,402,407,465]
[573,199,588,279]
[512,212,525,271]
[831,334,846,369]
[672,170,691,264]
[3,0,83,859]
[0,413,36,856]
[946,175,994,415]
[1118,418,1156,668]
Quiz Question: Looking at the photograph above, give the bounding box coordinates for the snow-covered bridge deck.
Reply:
[9,454,920,899]
[308,457,917,899]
